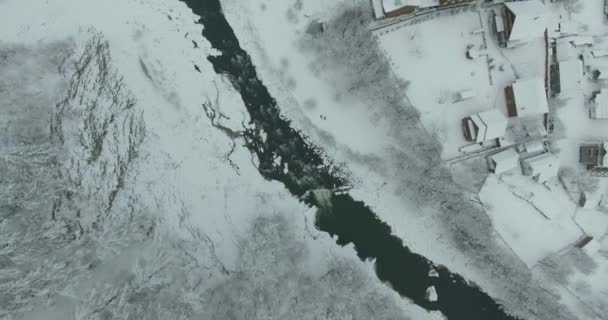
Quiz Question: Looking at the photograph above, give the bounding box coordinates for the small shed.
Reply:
[592,50,608,58]
[593,67,608,80]
[556,38,576,62]
[558,21,577,36]
[381,0,439,18]
[524,140,546,154]
[505,78,549,118]
[572,36,593,47]
[591,89,608,119]
[455,89,475,101]
[488,148,520,175]
[463,109,508,143]
[521,152,560,183]
[371,0,385,19]
[558,59,583,93]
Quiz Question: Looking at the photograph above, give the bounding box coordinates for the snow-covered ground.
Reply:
[0,0,446,319]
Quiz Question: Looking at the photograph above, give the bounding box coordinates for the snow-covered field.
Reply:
[0,0,445,319]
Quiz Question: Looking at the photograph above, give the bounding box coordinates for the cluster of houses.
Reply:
[462,0,608,181]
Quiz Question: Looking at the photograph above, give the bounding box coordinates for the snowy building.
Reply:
[371,0,473,19]
[375,0,439,18]
[523,139,545,154]
[556,38,576,62]
[371,0,385,19]
[571,36,593,47]
[592,50,608,58]
[488,148,519,175]
[505,78,548,118]
[462,109,508,143]
[455,89,475,101]
[591,90,608,119]
[556,59,583,94]
[579,143,608,169]
[593,67,608,80]
[499,0,548,47]
[521,152,559,183]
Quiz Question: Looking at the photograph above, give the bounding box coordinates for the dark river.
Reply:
[178,1,522,319]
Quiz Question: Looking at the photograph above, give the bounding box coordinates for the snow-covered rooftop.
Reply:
[512,78,548,117]
[488,148,519,175]
[372,0,385,19]
[556,38,575,62]
[521,152,559,183]
[505,0,548,43]
[593,89,608,119]
[558,59,583,93]
[382,0,439,13]
[471,109,508,143]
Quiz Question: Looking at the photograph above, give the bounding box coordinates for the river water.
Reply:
[178,1,522,319]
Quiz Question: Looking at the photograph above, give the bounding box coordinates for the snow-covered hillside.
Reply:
[0,0,443,319]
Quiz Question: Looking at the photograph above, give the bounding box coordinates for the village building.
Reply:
[521,152,560,183]
[496,0,548,47]
[571,36,594,47]
[555,58,583,94]
[579,142,608,169]
[592,49,608,58]
[591,89,608,119]
[592,67,608,81]
[462,109,508,143]
[556,38,576,62]
[371,0,473,19]
[523,139,546,154]
[504,78,549,118]
[488,148,520,175]
[454,89,475,101]
[371,0,438,19]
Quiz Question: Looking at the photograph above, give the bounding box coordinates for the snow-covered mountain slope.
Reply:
[0,0,443,319]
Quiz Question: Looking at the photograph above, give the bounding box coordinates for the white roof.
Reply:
[372,0,385,19]
[382,0,438,13]
[593,90,608,119]
[558,59,583,92]
[458,89,475,100]
[597,67,608,80]
[556,38,575,62]
[559,21,577,35]
[572,36,593,46]
[505,0,548,42]
[495,9,505,33]
[512,78,549,117]
[471,109,508,143]
[524,140,545,153]
[489,148,520,175]
[522,153,559,183]
[592,50,608,58]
